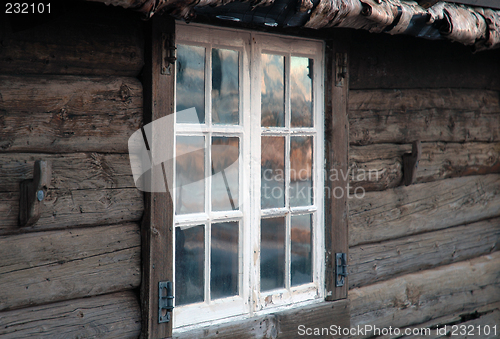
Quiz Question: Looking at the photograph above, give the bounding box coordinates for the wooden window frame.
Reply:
[141,15,349,339]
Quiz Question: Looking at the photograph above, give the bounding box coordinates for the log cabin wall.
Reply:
[0,3,144,337]
[1,1,500,337]
[347,30,500,336]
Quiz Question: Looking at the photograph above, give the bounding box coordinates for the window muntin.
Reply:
[173,24,323,330]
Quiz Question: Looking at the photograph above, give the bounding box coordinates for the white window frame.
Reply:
[173,23,324,332]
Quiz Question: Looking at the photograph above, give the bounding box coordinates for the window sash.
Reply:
[173,23,324,330]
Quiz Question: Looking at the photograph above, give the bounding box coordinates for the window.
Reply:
[173,24,324,330]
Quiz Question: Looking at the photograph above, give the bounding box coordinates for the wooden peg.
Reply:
[19,160,52,227]
[403,141,421,186]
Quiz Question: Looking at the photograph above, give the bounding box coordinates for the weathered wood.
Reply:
[174,299,350,339]
[0,2,143,76]
[349,217,500,288]
[140,15,175,338]
[0,188,143,235]
[0,153,135,192]
[349,30,500,90]
[19,160,52,226]
[0,75,142,153]
[0,291,141,338]
[349,174,500,246]
[323,38,350,300]
[0,223,141,311]
[375,302,500,339]
[373,302,500,339]
[350,252,500,338]
[349,89,500,145]
[402,141,421,186]
[397,309,500,339]
[349,142,500,192]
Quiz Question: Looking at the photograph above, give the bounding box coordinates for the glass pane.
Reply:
[261,54,284,127]
[212,48,239,125]
[175,225,204,306]
[290,136,312,207]
[260,217,286,291]
[291,214,312,286]
[291,57,313,127]
[176,44,205,124]
[176,136,205,214]
[212,137,239,211]
[261,136,285,209]
[211,222,239,299]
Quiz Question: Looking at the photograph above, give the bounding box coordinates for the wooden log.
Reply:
[0,188,143,235]
[349,142,500,192]
[348,155,403,192]
[373,305,500,339]
[349,174,500,246]
[349,30,500,90]
[349,218,500,288]
[174,299,350,339]
[372,302,500,339]
[0,153,135,192]
[0,223,141,311]
[397,309,500,339]
[0,291,141,338]
[350,252,500,338]
[348,89,500,145]
[0,75,142,153]
[0,2,144,76]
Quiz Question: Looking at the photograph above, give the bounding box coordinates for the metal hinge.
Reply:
[158,281,174,323]
[335,52,348,87]
[335,253,348,287]
[161,33,176,75]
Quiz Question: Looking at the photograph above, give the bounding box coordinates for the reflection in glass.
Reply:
[260,217,285,291]
[176,44,205,124]
[211,222,239,299]
[291,57,313,127]
[261,54,284,127]
[212,49,239,125]
[291,214,312,286]
[175,225,204,306]
[212,137,239,211]
[290,136,312,207]
[261,136,285,209]
[176,136,205,214]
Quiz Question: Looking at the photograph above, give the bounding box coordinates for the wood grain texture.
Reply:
[349,142,500,192]
[349,30,500,90]
[0,223,141,311]
[0,188,143,235]
[377,303,500,339]
[323,39,350,301]
[140,16,175,338]
[0,75,142,153]
[392,309,500,339]
[174,299,350,339]
[0,291,141,338]
[350,252,500,338]
[0,2,143,76]
[349,174,500,246]
[348,89,500,145]
[349,218,500,288]
[0,153,135,192]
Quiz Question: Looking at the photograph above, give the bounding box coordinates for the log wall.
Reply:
[347,31,500,338]
[2,4,500,338]
[0,2,144,337]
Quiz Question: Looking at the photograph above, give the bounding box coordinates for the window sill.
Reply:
[173,298,350,339]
